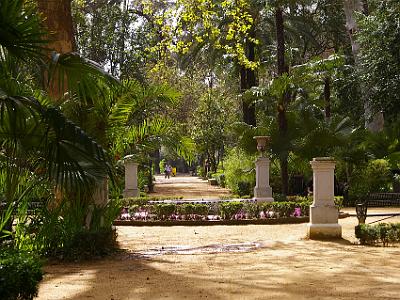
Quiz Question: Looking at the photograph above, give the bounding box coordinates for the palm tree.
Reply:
[108,80,194,190]
[0,0,114,233]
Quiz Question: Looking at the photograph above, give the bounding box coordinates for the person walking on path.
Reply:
[165,164,172,179]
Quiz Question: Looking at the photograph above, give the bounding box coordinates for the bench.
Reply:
[356,193,400,224]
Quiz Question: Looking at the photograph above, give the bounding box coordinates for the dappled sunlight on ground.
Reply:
[37,215,400,300]
[35,177,400,299]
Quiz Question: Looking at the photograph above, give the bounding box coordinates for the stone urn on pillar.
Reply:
[253,136,274,203]
[124,155,139,198]
[307,157,342,239]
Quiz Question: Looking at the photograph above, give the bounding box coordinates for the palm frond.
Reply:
[47,52,119,103]
[0,0,48,60]
[43,107,113,191]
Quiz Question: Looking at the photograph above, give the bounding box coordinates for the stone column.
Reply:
[307,157,342,239]
[253,157,274,203]
[124,155,139,198]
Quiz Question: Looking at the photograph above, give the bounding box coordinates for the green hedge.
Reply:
[355,223,400,246]
[122,196,184,207]
[122,200,315,220]
[220,202,244,219]
[0,249,43,300]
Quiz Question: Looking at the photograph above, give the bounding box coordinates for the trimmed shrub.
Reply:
[355,223,400,246]
[177,204,209,219]
[243,202,259,219]
[220,202,244,219]
[153,203,176,220]
[0,249,43,300]
[259,200,312,218]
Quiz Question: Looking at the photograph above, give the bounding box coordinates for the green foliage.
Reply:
[123,196,183,207]
[153,203,177,220]
[243,202,259,219]
[357,0,400,122]
[219,202,244,220]
[159,159,166,174]
[27,197,121,259]
[212,172,226,188]
[61,228,117,260]
[355,223,400,246]
[349,159,391,201]
[260,200,311,218]
[178,204,209,217]
[0,0,48,60]
[0,249,43,300]
[191,93,226,172]
[224,148,255,196]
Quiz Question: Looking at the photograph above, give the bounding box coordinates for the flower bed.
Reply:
[117,196,318,224]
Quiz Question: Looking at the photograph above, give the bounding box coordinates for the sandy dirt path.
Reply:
[36,212,400,300]
[150,174,232,199]
[35,176,400,300]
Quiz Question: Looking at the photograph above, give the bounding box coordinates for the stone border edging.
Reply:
[114,217,309,227]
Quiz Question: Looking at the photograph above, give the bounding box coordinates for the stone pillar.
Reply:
[307,157,342,239]
[124,155,139,198]
[253,157,274,203]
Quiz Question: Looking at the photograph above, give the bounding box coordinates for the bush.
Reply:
[63,228,118,260]
[212,172,226,188]
[0,249,43,300]
[355,223,400,246]
[224,148,255,196]
[219,202,244,219]
[259,200,312,218]
[196,165,205,178]
[237,181,251,197]
[153,203,176,220]
[243,202,259,219]
[349,159,392,202]
[159,159,166,174]
[177,204,209,219]
[29,198,121,260]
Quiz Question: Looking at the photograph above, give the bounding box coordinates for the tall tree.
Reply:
[37,0,75,100]
[343,0,383,132]
[275,5,290,196]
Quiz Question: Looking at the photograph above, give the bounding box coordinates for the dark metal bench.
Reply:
[356,193,400,224]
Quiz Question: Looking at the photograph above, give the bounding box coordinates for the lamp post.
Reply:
[253,136,274,203]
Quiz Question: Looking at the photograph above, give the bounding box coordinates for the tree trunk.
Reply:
[275,6,289,196]
[37,0,75,53]
[37,0,109,212]
[324,77,331,119]
[37,0,75,100]
[343,0,383,132]
[240,30,257,126]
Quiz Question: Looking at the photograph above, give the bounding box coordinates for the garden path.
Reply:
[36,210,400,300]
[150,174,232,199]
